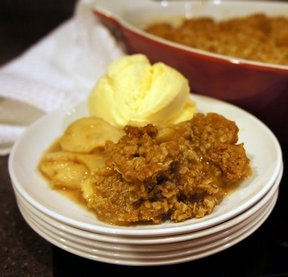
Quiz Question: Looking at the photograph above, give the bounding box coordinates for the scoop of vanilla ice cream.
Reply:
[88,54,195,127]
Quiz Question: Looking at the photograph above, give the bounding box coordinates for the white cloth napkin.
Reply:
[0,0,124,155]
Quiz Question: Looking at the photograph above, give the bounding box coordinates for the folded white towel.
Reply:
[0,0,124,155]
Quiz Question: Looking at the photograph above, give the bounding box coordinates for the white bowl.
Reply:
[16,184,279,253]
[17,191,278,266]
[13,161,282,248]
[9,94,282,236]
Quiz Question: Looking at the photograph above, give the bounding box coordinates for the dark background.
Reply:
[0,1,288,276]
[0,0,77,65]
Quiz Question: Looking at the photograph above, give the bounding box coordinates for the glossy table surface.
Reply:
[1,1,288,276]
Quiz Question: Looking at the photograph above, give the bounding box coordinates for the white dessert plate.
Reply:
[16,187,278,254]
[17,191,277,266]
[9,94,282,236]
[13,161,282,249]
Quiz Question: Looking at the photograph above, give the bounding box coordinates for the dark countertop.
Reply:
[1,1,288,276]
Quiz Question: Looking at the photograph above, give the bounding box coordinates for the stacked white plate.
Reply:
[9,95,283,266]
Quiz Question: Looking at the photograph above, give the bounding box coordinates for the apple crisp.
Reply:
[39,113,251,226]
[145,13,288,65]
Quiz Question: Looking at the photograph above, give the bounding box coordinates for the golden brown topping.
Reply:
[145,13,288,65]
[80,113,250,225]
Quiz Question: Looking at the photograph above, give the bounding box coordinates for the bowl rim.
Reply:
[92,0,288,73]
